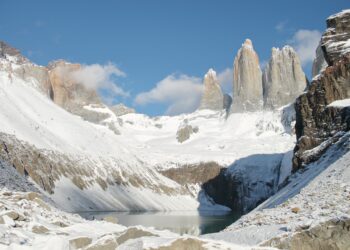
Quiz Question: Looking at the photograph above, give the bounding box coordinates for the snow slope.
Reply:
[205,131,350,246]
[107,108,295,170]
[0,66,206,212]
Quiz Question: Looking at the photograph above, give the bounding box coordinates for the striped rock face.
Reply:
[199,68,224,111]
[262,46,308,110]
[231,39,263,113]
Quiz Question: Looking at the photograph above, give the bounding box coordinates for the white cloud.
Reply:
[217,68,232,94]
[290,29,322,66]
[71,62,129,98]
[134,74,203,115]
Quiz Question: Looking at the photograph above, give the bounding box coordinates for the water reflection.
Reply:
[79,210,240,236]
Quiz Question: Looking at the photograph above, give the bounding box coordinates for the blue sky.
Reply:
[1,1,349,116]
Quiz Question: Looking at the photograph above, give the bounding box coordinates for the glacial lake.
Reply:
[79,210,240,236]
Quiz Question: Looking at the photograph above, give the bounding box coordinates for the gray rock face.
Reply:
[312,43,328,77]
[176,119,199,143]
[199,68,224,110]
[231,39,263,112]
[321,10,350,66]
[110,103,135,116]
[262,46,308,109]
[223,94,232,113]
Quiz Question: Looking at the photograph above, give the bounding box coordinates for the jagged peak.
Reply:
[204,68,217,79]
[240,38,254,50]
[271,45,295,54]
[243,38,252,46]
[0,40,28,64]
[47,59,75,69]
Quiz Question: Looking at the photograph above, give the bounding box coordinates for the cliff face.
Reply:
[292,10,350,171]
[321,10,350,66]
[262,46,307,109]
[199,68,224,110]
[231,39,263,112]
[47,61,110,123]
[293,54,350,170]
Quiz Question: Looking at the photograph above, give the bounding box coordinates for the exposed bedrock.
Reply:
[293,54,350,171]
[293,11,350,171]
[321,10,350,66]
[231,39,263,112]
[262,46,308,109]
[199,68,224,110]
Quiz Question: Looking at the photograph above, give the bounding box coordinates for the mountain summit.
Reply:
[231,39,263,112]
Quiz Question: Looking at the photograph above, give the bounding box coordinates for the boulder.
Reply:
[103,216,118,224]
[32,225,50,234]
[85,236,118,250]
[116,227,156,245]
[69,236,92,249]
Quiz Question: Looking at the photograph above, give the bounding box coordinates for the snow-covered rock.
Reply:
[321,9,350,65]
[110,103,135,116]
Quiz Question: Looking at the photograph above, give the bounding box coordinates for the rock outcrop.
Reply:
[176,119,199,143]
[262,46,308,109]
[293,10,350,171]
[231,39,263,112]
[110,103,135,116]
[320,10,350,66]
[293,54,350,170]
[47,60,113,123]
[48,61,101,108]
[0,41,27,64]
[199,68,224,110]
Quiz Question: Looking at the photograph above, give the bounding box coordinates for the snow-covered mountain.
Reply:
[0,8,349,250]
[0,43,296,213]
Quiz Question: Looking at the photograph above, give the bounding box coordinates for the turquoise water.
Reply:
[79,210,240,236]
